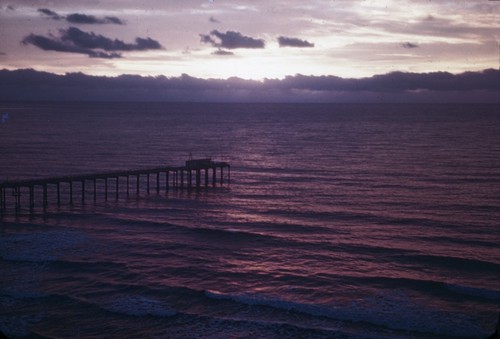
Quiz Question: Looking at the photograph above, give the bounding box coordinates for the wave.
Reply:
[0,288,48,300]
[396,253,500,274]
[349,275,500,302]
[259,207,465,230]
[446,283,500,301]
[86,212,289,247]
[0,230,88,262]
[0,314,43,338]
[97,295,177,317]
[92,209,442,258]
[204,289,490,338]
[169,312,352,339]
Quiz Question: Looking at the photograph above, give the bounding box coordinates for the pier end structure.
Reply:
[0,159,230,216]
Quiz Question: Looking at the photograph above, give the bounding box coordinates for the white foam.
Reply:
[99,295,176,317]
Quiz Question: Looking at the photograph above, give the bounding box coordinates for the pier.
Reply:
[0,159,229,216]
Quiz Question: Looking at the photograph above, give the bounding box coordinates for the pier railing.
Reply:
[0,161,230,216]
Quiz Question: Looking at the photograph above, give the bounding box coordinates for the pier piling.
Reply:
[0,160,229,216]
[82,180,85,203]
[115,177,119,200]
[126,176,130,196]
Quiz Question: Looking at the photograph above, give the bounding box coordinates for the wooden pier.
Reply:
[0,159,229,216]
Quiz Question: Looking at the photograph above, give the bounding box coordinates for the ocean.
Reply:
[0,102,499,338]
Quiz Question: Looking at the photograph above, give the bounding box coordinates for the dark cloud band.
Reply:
[0,68,497,102]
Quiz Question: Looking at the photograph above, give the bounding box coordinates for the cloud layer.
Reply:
[0,68,497,102]
[1,1,497,80]
[22,27,162,59]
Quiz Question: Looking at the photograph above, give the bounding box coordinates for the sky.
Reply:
[0,0,499,102]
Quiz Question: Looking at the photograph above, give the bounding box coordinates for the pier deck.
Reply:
[0,160,230,216]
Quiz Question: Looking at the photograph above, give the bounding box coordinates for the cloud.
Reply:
[22,33,121,59]
[38,8,124,25]
[66,13,124,25]
[402,42,419,49]
[209,16,220,23]
[22,27,162,59]
[278,36,314,48]
[200,30,265,49]
[38,8,63,20]
[0,68,497,103]
[212,49,234,56]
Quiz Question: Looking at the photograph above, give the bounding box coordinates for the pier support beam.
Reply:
[166,171,169,192]
[126,176,129,196]
[196,169,201,188]
[43,184,48,209]
[136,175,140,196]
[0,188,3,216]
[14,187,20,213]
[115,177,119,200]
[147,174,150,194]
[105,178,108,201]
[0,188,3,217]
[29,186,34,211]
[93,179,97,202]
[69,181,73,204]
[82,180,85,203]
[156,172,160,194]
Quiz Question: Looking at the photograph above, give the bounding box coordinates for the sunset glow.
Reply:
[0,0,498,80]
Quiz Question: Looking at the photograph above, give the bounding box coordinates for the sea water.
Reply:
[0,102,499,338]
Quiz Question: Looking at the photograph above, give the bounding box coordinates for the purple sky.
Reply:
[0,0,498,102]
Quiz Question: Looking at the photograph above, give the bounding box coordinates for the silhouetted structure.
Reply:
[0,159,229,216]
